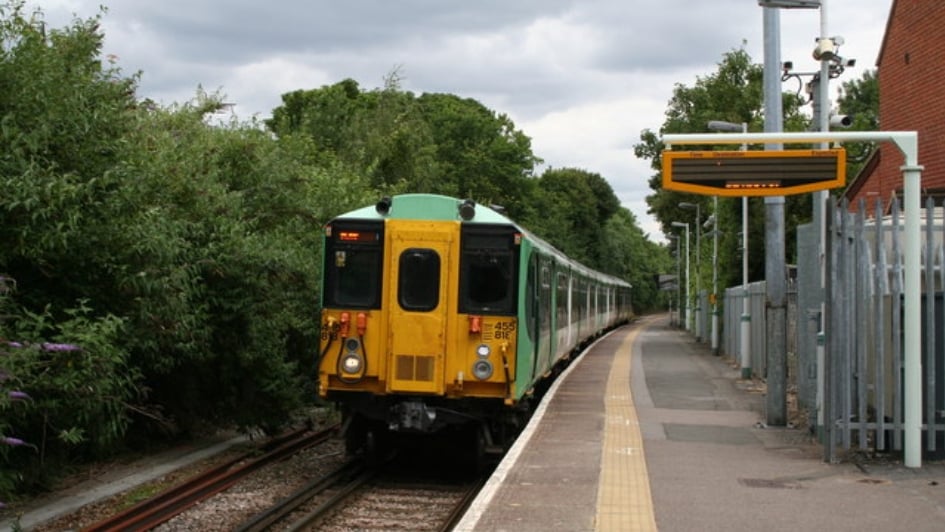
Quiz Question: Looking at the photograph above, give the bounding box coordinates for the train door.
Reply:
[386,221,453,395]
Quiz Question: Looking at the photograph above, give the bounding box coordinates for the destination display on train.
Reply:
[661,148,846,197]
[337,230,380,243]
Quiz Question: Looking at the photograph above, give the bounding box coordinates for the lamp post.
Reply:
[703,210,720,355]
[679,202,701,340]
[708,120,751,375]
[671,221,690,332]
[667,234,681,327]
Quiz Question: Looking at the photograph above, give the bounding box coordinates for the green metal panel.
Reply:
[334,193,511,224]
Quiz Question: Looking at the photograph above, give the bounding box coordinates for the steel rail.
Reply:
[81,424,339,532]
[234,459,365,532]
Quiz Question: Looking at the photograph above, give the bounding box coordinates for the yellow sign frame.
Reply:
[662,148,846,197]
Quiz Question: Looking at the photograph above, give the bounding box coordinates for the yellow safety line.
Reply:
[595,324,658,531]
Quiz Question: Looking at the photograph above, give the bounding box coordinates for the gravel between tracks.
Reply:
[155,439,346,531]
[17,429,345,531]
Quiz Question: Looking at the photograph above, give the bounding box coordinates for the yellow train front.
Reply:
[318,194,632,459]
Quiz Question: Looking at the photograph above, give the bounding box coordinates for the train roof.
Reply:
[331,193,512,224]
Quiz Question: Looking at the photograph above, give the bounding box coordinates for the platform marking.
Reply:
[595,323,658,531]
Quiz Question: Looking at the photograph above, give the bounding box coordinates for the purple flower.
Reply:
[1,436,27,446]
[40,342,81,352]
[4,341,23,348]
[8,391,30,401]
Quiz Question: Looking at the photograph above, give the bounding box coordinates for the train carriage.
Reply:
[317,194,632,457]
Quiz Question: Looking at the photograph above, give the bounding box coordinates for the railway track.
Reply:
[230,457,486,531]
[80,425,339,532]
[233,459,371,531]
[77,423,485,531]
[312,475,486,532]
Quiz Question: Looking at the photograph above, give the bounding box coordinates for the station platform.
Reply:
[455,314,945,531]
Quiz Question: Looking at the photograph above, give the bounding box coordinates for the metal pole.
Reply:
[680,202,701,339]
[763,4,788,426]
[814,0,830,442]
[742,195,751,378]
[685,223,691,333]
[672,221,691,331]
[903,161,924,468]
[706,120,751,370]
[711,197,720,355]
[695,205,701,341]
[740,123,751,378]
[676,237,681,327]
[668,234,681,327]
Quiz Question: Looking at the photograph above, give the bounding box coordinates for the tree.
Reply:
[837,69,879,178]
[523,168,602,265]
[0,4,383,500]
[267,79,541,220]
[633,46,809,289]
[0,1,143,495]
[598,209,673,312]
[416,93,539,218]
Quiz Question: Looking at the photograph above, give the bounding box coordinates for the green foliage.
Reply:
[101,101,375,431]
[598,209,673,312]
[0,2,381,499]
[837,69,879,178]
[522,168,601,265]
[0,3,137,270]
[634,46,812,290]
[1,290,137,498]
[415,92,540,218]
[267,75,541,220]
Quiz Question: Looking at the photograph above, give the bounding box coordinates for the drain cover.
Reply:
[738,478,803,489]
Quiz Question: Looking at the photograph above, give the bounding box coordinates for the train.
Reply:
[317,193,633,460]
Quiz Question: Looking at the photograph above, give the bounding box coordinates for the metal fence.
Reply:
[715,196,945,461]
[722,281,770,378]
[822,197,945,461]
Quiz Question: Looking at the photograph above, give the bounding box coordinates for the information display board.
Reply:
[662,148,846,197]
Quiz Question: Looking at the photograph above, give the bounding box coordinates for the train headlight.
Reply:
[476,344,491,358]
[341,353,364,375]
[472,360,493,380]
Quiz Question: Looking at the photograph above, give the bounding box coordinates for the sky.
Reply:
[31,0,892,241]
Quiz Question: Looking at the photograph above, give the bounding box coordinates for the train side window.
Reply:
[556,272,568,326]
[398,248,440,312]
[539,261,551,334]
[525,254,537,341]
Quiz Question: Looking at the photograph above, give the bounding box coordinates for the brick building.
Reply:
[844,0,945,205]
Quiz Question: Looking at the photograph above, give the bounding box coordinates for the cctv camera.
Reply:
[813,38,836,61]
[829,114,853,128]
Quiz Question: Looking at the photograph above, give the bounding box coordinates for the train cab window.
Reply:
[323,221,384,309]
[398,248,440,312]
[459,224,519,315]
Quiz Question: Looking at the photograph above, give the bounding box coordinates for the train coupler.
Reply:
[389,401,437,432]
